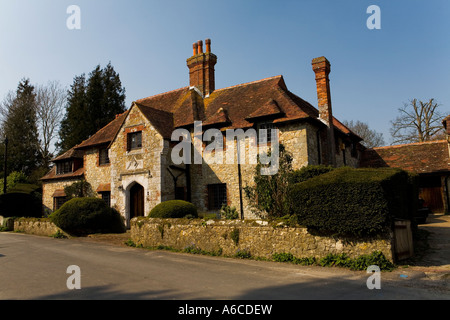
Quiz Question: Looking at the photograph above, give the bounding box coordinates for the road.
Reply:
[0,232,449,301]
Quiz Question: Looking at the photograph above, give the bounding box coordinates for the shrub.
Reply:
[64,180,95,199]
[221,205,239,220]
[149,200,198,219]
[291,167,417,237]
[0,193,42,218]
[50,197,125,236]
[290,165,335,184]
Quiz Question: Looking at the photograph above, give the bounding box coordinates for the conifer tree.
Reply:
[2,79,42,176]
[58,63,126,153]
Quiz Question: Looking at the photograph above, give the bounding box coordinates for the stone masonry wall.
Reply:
[14,218,68,237]
[109,106,170,224]
[42,178,81,214]
[189,122,319,219]
[131,218,395,262]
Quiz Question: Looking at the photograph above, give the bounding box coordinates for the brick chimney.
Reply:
[312,56,336,166]
[187,39,217,97]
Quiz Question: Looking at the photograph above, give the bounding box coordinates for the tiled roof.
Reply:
[52,147,84,161]
[57,74,360,156]
[40,167,85,181]
[76,111,129,149]
[360,140,450,174]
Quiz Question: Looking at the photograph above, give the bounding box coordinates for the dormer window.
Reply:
[56,160,73,175]
[127,131,142,151]
[258,122,277,144]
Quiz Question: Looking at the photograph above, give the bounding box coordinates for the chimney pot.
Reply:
[205,39,211,53]
[193,42,198,56]
[197,40,203,54]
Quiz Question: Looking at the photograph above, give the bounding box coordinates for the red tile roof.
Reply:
[360,140,450,174]
[41,167,85,182]
[53,74,360,160]
[76,111,129,149]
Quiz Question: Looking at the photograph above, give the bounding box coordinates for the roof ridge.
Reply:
[372,139,447,150]
[135,86,189,103]
[213,75,283,93]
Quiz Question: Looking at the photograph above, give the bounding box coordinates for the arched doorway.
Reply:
[130,183,144,219]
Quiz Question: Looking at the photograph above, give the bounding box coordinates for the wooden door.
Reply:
[130,183,144,219]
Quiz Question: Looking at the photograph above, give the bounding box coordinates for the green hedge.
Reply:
[291,167,417,237]
[0,193,42,218]
[149,200,198,219]
[50,197,125,236]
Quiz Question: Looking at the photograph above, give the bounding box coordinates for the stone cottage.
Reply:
[41,39,364,226]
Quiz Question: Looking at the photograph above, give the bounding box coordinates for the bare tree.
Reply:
[343,120,385,149]
[36,81,67,168]
[390,98,446,145]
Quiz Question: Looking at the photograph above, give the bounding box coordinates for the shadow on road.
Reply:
[32,285,182,300]
[407,214,450,268]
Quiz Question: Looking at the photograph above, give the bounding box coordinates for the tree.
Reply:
[36,81,67,168]
[0,79,42,176]
[343,120,385,149]
[58,62,126,153]
[390,98,446,145]
[57,74,87,153]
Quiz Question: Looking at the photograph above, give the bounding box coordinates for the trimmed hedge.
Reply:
[0,193,42,218]
[291,167,417,236]
[149,200,198,219]
[50,197,125,236]
[290,165,335,184]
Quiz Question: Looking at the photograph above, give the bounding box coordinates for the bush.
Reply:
[291,167,417,237]
[0,193,42,218]
[221,205,239,220]
[50,197,125,236]
[290,165,335,184]
[149,200,198,219]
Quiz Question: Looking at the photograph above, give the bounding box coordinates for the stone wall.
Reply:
[42,178,81,214]
[13,218,67,237]
[131,218,395,262]
[189,122,320,219]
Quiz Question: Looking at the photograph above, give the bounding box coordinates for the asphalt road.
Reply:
[0,232,449,301]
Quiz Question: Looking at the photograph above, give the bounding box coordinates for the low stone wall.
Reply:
[13,218,67,237]
[131,218,395,262]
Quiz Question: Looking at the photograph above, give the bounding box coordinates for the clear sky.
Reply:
[0,0,449,145]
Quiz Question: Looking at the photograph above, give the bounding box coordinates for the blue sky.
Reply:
[0,0,449,145]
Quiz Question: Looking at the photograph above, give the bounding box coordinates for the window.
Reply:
[56,160,73,175]
[128,131,142,151]
[208,183,227,210]
[100,192,111,207]
[54,197,67,211]
[258,123,277,144]
[99,148,110,165]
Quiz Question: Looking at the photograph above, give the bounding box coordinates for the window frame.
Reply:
[56,160,73,175]
[127,131,143,151]
[98,147,110,166]
[207,183,227,211]
[54,196,68,211]
[258,122,277,145]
